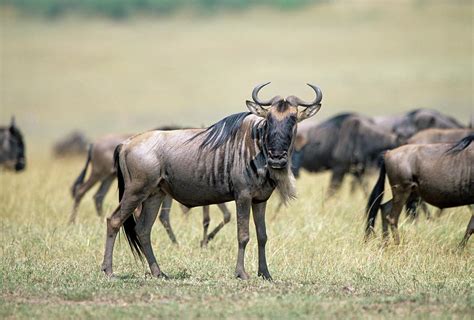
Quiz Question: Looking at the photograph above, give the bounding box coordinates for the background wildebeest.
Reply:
[366,134,474,247]
[53,130,89,157]
[0,117,26,172]
[70,130,232,247]
[372,108,465,141]
[102,83,323,280]
[292,113,398,197]
[399,127,474,219]
[407,128,474,145]
[292,109,466,197]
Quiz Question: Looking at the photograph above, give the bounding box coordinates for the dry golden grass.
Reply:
[0,158,472,318]
[0,1,473,318]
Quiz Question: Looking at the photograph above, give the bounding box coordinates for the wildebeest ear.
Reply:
[246,100,268,118]
[297,104,321,122]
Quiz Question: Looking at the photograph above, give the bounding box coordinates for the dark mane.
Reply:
[190,112,252,150]
[446,134,474,155]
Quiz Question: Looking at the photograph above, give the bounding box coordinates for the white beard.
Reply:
[270,166,296,206]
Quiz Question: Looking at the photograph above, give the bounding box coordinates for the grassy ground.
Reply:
[0,158,473,319]
[1,1,473,319]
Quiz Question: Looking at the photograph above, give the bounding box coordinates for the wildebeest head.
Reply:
[0,117,26,171]
[246,82,322,169]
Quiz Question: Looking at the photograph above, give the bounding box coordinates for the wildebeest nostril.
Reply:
[268,150,287,159]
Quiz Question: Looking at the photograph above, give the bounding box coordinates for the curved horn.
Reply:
[252,82,277,106]
[295,84,323,107]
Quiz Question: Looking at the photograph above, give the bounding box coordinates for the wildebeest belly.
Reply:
[159,177,235,208]
[416,174,474,209]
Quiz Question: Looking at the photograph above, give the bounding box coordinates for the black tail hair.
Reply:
[71,144,92,198]
[446,134,474,155]
[365,158,386,237]
[114,144,144,262]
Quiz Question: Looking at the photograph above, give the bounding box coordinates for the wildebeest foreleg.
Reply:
[459,215,474,248]
[69,174,100,224]
[252,201,271,280]
[158,194,178,245]
[326,168,345,198]
[135,192,167,278]
[235,198,251,280]
[93,175,115,217]
[206,203,232,244]
[388,188,410,245]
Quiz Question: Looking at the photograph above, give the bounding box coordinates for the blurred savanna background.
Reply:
[1,0,473,318]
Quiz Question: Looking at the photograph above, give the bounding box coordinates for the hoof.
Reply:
[102,270,115,278]
[200,240,208,248]
[258,272,273,281]
[235,270,250,280]
[152,271,169,279]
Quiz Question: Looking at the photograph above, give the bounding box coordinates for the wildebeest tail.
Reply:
[365,158,386,237]
[71,144,92,198]
[114,144,144,262]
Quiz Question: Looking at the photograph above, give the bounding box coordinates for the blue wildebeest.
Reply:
[291,113,399,197]
[366,134,474,247]
[0,117,26,172]
[101,83,323,280]
[70,130,231,247]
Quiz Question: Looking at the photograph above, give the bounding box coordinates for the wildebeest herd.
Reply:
[1,83,473,280]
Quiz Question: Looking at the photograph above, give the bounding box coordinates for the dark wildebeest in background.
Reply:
[365,135,474,247]
[102,83,323,280]
[291,113,398,197]
[372,108,465,142]
[292,108,465,198]
[53,131,89,157]
[70,130,232,247]
[0,117,26,172]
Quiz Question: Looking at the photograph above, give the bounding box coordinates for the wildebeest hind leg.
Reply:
[101,190,145,277]
[158,194,178,245]
[135,192,167,278]
[69,174,100,224]
[459,215,474,248]
[380,200,392,242]
[201,206,210,247]
[93,175,115,217]
[252,201,271,280]
[388,188,410,245]
[206,203,231,243]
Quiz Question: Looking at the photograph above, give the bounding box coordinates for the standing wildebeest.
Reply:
[101,83,323,280]
[70,131,232,247]
[0,117,26,172]
[366,135,474,247]
[402,128,474,219]
[292,113,398,197]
